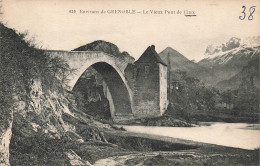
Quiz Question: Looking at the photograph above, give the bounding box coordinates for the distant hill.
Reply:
[73,40,135,64]
[159,47,209,79]
[159,47,193,70]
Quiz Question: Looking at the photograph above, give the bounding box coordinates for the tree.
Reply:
[221,90,233,110]
[166,70,219,122]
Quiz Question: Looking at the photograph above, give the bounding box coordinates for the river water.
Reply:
[122,122,260,150]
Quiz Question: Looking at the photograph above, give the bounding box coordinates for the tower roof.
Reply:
[136,45,167,66]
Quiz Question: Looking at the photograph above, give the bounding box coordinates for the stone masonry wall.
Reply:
[131,63,161,118]
[159,64,168,115]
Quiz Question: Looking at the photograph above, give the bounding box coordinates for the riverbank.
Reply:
[92,129,259,165]
[68,110,259,165]
[115,111,260,128]
[184,110,260,124]
[130,116,194,127]
[121,123,260,150]
[9,109,260,165]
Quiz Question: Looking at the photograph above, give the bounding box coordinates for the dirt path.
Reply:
[93,152,161,166]
[92,130,259,166]
[93,151,198,166]
[93,149,258,166]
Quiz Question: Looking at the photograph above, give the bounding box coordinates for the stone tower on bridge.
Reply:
[47,45,168,122]
[125,45,168,118]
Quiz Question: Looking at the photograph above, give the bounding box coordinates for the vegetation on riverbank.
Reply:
[131,116,193,127]
[165,70,259,124]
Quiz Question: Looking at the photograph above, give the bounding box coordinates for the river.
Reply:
[122,122,260,150]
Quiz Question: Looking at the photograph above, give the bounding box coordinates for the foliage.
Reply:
[10,129,74,166]
[217,73,259,123]
[0,23,72,96]
[166,69,259,123]
[166,70,219,122]
[0,23,73,129]
[232,79,259,118]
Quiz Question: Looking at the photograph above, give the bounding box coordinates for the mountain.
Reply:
[159,47,194,70]
[204,37,241,56]
[159,47,209,79]
[197,37,260,87]
[204,37,260,57]
[73,40,135,64]
[216,56,260,90]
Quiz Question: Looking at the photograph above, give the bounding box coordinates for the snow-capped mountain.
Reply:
[241,36,260,48]
[201,46,259,65]
[203,37,260,64]
[204,37,241,57]
[197,37,260,88]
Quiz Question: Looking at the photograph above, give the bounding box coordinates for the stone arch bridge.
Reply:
[47,50,134,122]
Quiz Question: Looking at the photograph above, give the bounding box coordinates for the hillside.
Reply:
[0,23,120,165]
[159,47,194,70]
[216,56,260,90]
[159,47,209,81]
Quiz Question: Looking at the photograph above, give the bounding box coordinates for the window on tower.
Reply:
[133,68,138,79]
[145,65,150,74]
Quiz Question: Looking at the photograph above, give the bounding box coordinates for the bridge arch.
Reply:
[47,51,134,121]
[73,61,133,118]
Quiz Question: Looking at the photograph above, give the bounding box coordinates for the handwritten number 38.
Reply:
[239,6,256,20]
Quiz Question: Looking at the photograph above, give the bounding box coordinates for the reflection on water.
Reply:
[123,123,260,150]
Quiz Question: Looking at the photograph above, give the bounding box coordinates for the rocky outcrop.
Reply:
[205,36,260,56]
[0,23,109,165]
[65,150,92,166]
[12,79,68,138]
[0,110,13,166]
[73,40,135,64]
[205,37,241,56]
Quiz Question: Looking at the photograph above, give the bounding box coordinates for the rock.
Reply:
[65,150,92,166]
[73,40,135,64]
[0,111,13,166]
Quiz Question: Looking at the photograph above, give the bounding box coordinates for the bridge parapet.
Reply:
[47,50,127,62]
[46,50,129,73]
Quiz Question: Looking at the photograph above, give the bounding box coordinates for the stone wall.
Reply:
[124,46,168,118]
[159,64,168,115]
[131,63,161,118]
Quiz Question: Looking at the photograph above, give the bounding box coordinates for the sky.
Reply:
[1,0,260,61]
